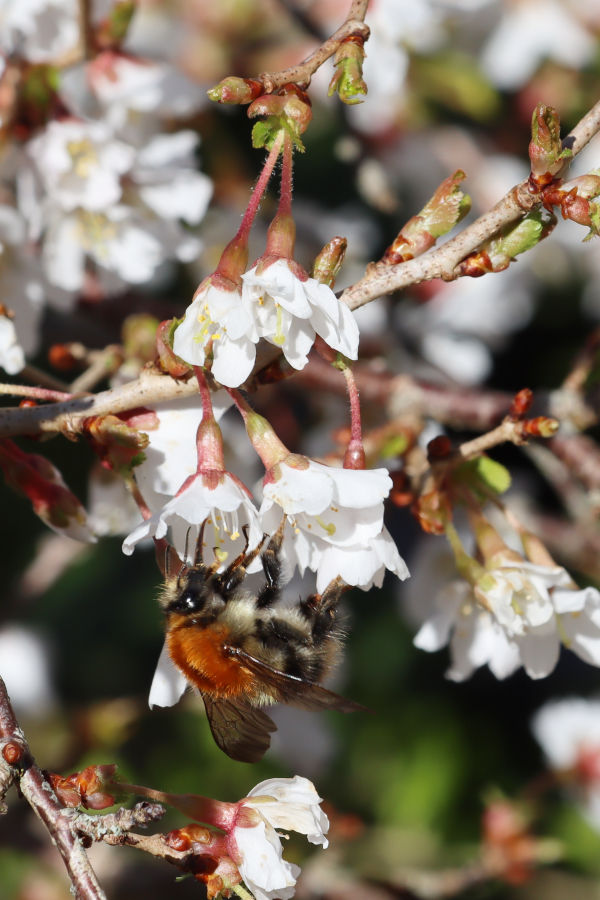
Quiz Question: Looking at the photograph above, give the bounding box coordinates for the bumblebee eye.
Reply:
[171,592,200,613]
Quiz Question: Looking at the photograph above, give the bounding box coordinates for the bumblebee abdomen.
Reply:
[167,620,257,699]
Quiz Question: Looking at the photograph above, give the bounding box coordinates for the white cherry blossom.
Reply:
[88,54,208,126]
[234,820,299,900]
[0,0,78,64]
[244,776,330,847]
[172,278,256,388]
[232,776,329,900]
[259,458,408,592]
[21,117,211,293]
[481,0,596,91]
[241,258,359,370]
[414,581,521,682]
[25,119,135,213]
[123,471,263,569]
[414,566,600,679]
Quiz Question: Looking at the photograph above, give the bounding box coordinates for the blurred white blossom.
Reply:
[532,697,600,830]
[415,565,600,679]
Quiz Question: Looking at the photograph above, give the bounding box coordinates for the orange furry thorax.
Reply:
[166,618,256,699]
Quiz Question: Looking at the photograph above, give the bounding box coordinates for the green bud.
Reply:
[491,211,545,263]
[328,39,367,105]
[312,237,347,287]
[384,171,471,264]
[529,104,572,184]
[207,77,263,105]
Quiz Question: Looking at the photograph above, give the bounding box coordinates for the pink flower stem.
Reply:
[342,366,365,469]
[125,476,153,521]
[265,132,296,259]
[278,131,294,219]
[225,387,252,423]
[234,132,285,247]
[186,366,225,484]
[225,387,289,470]
[194,366,215,422]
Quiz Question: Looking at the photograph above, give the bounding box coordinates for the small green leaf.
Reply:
[475,456,512,494]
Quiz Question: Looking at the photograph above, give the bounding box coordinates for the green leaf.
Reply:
[474,456,512,494]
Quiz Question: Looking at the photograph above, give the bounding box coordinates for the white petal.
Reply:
[516,632,560,679]
[148,642,188,708]
[235,821,299,898]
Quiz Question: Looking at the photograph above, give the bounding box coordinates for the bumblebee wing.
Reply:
[202,694,277,763]
[225,645,367,714]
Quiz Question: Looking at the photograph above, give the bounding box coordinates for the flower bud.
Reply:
[155,318,192,378]
[249,87,312,150]
[122,314,159,364]
[208,77,263,105]
[83,414,150,475]
[328,37,367,105]
[383,171,471,264]
[529,104,572,188]
[312,237,347,287]
[458,211,552,276]
[0,440,95,541]
[509,388,533,419]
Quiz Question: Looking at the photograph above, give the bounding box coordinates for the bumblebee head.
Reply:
[164,565,229,625]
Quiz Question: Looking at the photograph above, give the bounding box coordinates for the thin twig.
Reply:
[339,99,600,311]
[258,1,370,92]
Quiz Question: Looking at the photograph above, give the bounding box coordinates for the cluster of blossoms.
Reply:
[0,0,211,374]
[413,514,600,680]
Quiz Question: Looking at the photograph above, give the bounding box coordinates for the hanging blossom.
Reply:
[172,273,256,388]
[128,775,329,900]
[136,469,264,707]
[173,129,359,388]
[414,580,522,682]
[232,777,329,900]
[532,697,600,831]
[237,406,408,592]
[414,518,600,679]
[240,257,360,373]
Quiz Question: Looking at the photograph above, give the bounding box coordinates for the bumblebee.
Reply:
[160,523,363,762]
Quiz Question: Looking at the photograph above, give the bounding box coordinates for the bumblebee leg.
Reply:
[300,576,348,641]
[216,532,267,596]
[256,518,286,609]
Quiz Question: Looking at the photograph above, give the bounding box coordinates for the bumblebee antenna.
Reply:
[193,519,207,567]
[183,527,192,566]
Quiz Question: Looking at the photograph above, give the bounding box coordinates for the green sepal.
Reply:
[252,120,304,152]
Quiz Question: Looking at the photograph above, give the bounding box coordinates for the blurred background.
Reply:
[2,0,600,897]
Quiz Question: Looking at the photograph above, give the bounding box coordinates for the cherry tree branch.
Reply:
[340,98,600,310]
[0,676,107,900]
[0,675,201,893]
